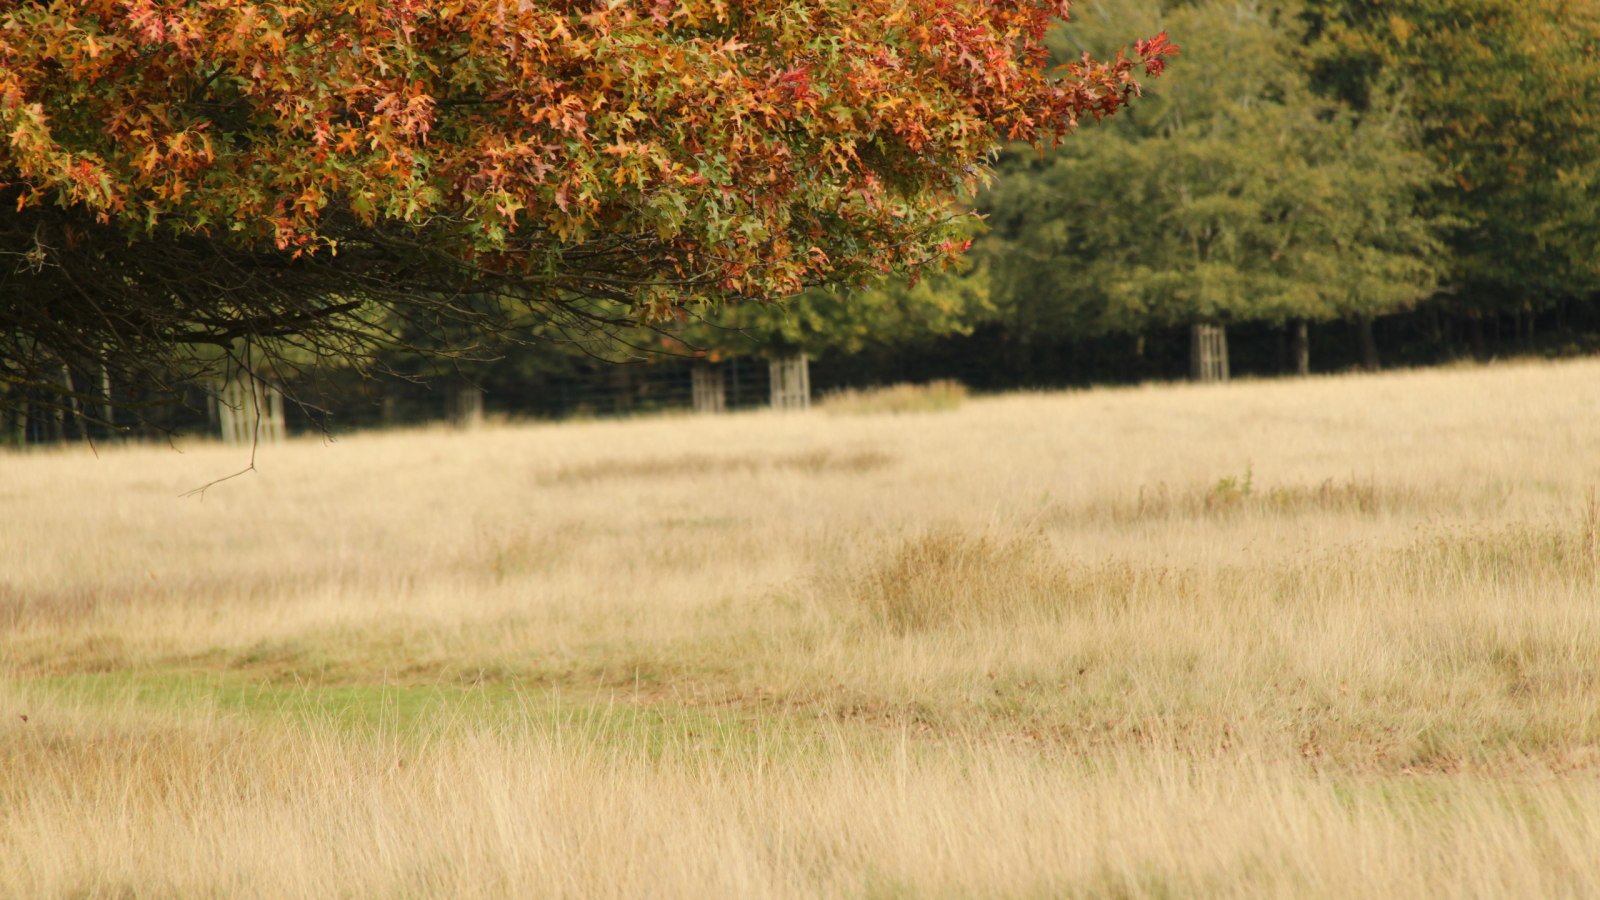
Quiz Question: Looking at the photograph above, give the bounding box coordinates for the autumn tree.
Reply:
[0,0,1173,424]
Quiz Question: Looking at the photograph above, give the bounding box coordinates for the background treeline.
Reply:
[11,0,1600,440]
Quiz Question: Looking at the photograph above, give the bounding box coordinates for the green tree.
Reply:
[1303,0,1600,319]
[981,0,1445,371]
[670,266,989,360]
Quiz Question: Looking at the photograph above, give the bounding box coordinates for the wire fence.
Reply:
[2,356,815,445]
[8,301,1600,445]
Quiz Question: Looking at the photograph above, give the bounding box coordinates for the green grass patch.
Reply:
[8,669,859,761]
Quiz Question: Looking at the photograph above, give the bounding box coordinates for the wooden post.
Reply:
[99,366,114,437]
[1190,324,1229,383]
[691,362,726,414]
[61,364,82,441]
[608,365,634,415]
[1353,315,1379,371]
[768,353,810,411]
[0,385,12,446]
[1291,320,1310,376]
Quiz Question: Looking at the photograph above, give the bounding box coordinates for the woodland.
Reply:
[3,0,1599,436]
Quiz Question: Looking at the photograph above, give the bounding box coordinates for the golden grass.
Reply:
[818,379,968,415]
[4,359,1600,898]
[537,447,895,485]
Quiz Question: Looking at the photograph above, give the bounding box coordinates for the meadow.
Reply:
[4,359,1600,899]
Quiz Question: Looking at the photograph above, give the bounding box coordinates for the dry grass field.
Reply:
[4,358,1600,899]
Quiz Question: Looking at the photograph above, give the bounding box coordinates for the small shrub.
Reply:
[1207,467,1254,510]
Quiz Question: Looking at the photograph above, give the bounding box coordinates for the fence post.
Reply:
[768,354,811,411]
[0,385,12,446]
[1,393,18,446]
[1190,324,1229,383]
[61,364,88,442]
[100,366,114,437]
[691,362,726,414]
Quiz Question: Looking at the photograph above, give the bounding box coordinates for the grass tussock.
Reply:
[838,530,1171,633]
[6,358,1600,897]
[819,379,967,415]
[847,530,1057,631]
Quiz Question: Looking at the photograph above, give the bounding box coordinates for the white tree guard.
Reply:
[769,354,810,411]
[453,385,485,428]
[1191,324,1230,383]
[216,374,285,445]
[692,363,726,414]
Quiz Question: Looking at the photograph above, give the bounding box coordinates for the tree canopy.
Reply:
[0,0,1173,417]
[979,0,1445,347]
[1302,0,1600,312]
[658,264,987,363]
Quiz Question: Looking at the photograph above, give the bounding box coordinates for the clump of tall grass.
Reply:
[819,380,967,415]
[850,530,1055,631]
[836,530,1172,632]
[837,510,1600,638]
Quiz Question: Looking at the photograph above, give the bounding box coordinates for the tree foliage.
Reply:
[0,0,1173,417]
[979,0,1445,343]
[662,264,989,360]
[1303,0,1600,310]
